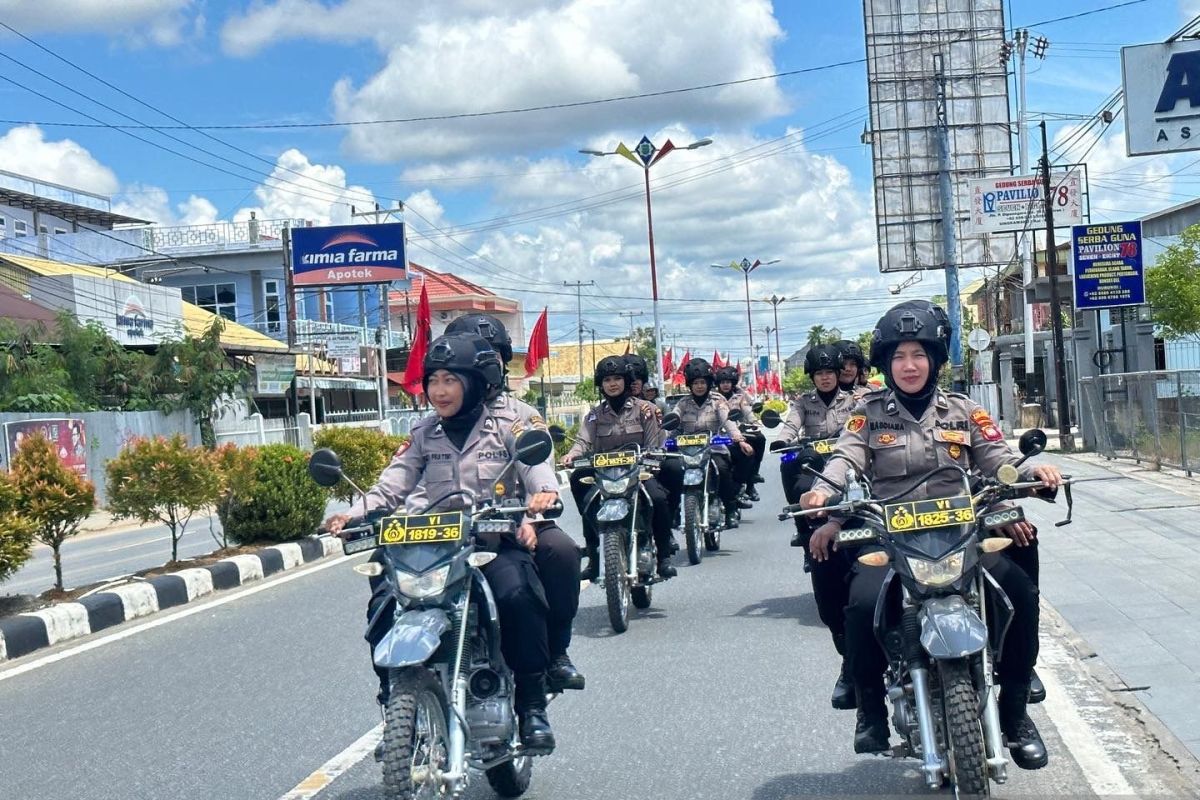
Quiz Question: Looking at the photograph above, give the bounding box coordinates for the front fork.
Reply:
[977,575,1008,783]
[427,588,472,795]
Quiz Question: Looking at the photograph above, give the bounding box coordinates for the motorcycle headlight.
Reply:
[596,498,630,521]
[905,552,965,588]
[396,564,452,599]
[682,454,704,467]
[600,476,634,494]
[683,468,704,486]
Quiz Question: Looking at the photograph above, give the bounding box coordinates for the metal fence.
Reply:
[214,413,303,449]
[1079,370,1200,475]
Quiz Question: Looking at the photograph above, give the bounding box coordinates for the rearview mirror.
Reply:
[661,411,681,431]
[548,424,567,443]
[752,401,764,414]
[760,409,781,428]
[514,429,554,466]
[308,448,344,487]
[728,408,744,422]
[1018,428,1047,457]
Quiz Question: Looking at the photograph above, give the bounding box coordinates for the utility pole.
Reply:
[1039,121,1075,452]
[1015,29,1036,379]
[934,54,965,391]
[619,310,644,343]
[351,202,403,423]
[564,280,594,382]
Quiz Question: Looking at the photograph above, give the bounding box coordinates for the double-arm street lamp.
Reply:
[581,135,713,388]
[759,294,788,376]
[710,258,780,380]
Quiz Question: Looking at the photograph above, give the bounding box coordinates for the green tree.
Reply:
[806,325,829,348]
[312,427,405,504]
[10,433,96,591]
[106,435,222,563]
[782,367,812,395]
[219,444,328,544]
[1146,224,1200,339]
[631,326,657,366]
[573,377,599,402]
[0,470,35,585]
[152,318,245,448]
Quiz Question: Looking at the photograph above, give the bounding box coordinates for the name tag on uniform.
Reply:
[594,451,637,468]
[675,432,710,447]
[378,512,465,545]
[883,495,975,533]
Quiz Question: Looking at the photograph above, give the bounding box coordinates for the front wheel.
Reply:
[486,756,532,797]
[684,493,703,565]
[381,667,449,800]
[601,527,630,633]
[940,660,990,799]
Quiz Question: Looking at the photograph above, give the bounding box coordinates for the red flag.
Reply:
[523,308,550,377]
[756,371,767,394]
[402,282,432,396]
[676,349,691,376]
[712,350,724,369]
[770,371,782,394]
[623,339,631,355]
[662,347,674,379]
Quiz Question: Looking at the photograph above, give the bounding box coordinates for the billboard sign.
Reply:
[967,171,1083,234]
[1122,40,1200,156]
[1071,222,1145,310]
[2,418,88,477]
[324,332,361,359]
[256,354,297,395]
[28,275,184,346]
[290,223,408,287]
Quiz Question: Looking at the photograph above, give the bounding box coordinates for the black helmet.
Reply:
[444,313,513,364]
[594,355,631,387]
[805,344,842,376]
[683,357,714,385]
[869,300,951,371]
[836,339,865,369]
[623,353,649,383]
[715,365,739,385]
[424,332,504,390]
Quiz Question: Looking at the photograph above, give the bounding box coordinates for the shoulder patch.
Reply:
[393,440,411,458]
[970,408,996,428]
[846,415,867,433]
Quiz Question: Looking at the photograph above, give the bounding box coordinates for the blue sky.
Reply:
[0,0,1194,357]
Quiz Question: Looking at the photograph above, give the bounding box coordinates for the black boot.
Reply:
[853,681,890,753]
[745,486,760,502]
[546,652,585,691]
[1000,682,1048,770]
[657,556,677,579]
[1028,669,1046,704]
[514,673,555,756]
[581,546,599,582]
[753,473,765,484]
[736,494,754,509]
[831,635,856,710]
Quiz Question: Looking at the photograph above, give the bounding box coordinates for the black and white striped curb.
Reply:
[0,535,341,663]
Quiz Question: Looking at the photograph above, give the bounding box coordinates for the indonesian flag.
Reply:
[402,282,431,396]
[712,350,724,369]
[523,307,550,377]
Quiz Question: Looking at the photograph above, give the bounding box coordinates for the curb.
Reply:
[0,535,341,663]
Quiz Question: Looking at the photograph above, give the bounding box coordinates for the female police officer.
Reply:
[325,332,572,754]
[801,301,1062,771]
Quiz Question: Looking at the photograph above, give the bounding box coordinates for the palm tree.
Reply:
[806,324,828,348]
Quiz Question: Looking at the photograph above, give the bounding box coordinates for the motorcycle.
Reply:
[662,429,734,564]
[309,429,561,800]
[780,429,1073,798]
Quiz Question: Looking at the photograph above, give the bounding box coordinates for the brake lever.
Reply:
[1055,483,1074,527]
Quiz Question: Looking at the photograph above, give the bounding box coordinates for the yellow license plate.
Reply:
[884,495,975,533]
[594,451,637,468]
[675,433,710,447]
[812,438,837,455]
[378,512,465,545]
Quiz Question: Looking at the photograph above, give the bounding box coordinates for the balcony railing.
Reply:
[146,218,306,253]
[243,318,407,349]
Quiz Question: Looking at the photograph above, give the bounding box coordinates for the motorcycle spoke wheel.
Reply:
[684,493,702,565]
[380,668,449,800]
[486,755,533,798]
[603,529,630,633]
[939,660,990,799]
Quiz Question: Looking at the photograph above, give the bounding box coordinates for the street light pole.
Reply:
[760,294,788,376]
[711,258,780,382]
[580,135,713,389]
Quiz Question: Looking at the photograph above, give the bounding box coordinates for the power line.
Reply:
[1024,0,1151,30]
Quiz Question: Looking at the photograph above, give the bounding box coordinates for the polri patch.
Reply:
[846,415,867,434]
[875,432,897,446]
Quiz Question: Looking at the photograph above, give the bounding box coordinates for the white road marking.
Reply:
[105,535,172,553]
[1037,619,1137,797]
[0,553,355,684]
[276,724,382,799]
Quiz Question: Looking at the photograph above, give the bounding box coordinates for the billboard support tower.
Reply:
[1039,121,1075,453]
[350,203,406,422]
[1015,28,1036,376]
[934,54,964,389]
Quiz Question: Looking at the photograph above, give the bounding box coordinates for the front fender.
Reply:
[374,608,452,668]
[919,595,988,659]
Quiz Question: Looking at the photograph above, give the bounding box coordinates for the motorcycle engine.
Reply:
[466,669,515,745]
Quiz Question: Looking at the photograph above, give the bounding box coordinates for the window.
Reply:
[14,220,28,237]
[0,215,6,233]
[38,224,48,235]
[54,227,67,235]
[181,282,237,321]
[264,279,282,333]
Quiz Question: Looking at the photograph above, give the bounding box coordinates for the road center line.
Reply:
[278,724,382,799]
[0,553,356,684]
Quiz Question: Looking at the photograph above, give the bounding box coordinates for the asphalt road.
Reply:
[0,455,1190,800]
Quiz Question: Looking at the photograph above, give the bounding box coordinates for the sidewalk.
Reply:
[1023,448,1200,763]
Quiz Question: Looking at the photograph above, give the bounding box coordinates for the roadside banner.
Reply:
[256,354,297,395]
[1071,222,1146,310]
[968,172,1083,234]
[2,418,88,477]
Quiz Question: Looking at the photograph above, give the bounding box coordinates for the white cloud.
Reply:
[223,0,786,162]
[0,0,197,46]
[1053,123,1183,222]
[112,185,218,226]
[0,125,119,195]
[236,148,378,225]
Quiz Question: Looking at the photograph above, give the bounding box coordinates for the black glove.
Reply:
[769,440,788,452]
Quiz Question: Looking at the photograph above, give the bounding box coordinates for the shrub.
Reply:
[552,422,579,461]
[10,433,95,591]
[313,426,405,503]
[762,398,788,414]
[219,444,328,545]
[0,471,35,585]
[106,435,222,563]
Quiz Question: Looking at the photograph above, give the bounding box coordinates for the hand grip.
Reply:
[542,500,564,519]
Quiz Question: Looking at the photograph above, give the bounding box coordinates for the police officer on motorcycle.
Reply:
[801,301,1061,770]
[770,342,858,708]
[672,358,754,529]
[716,366,766,502]
[324,333,576,753]
[835,340,871,399]
[563,355,677,580]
